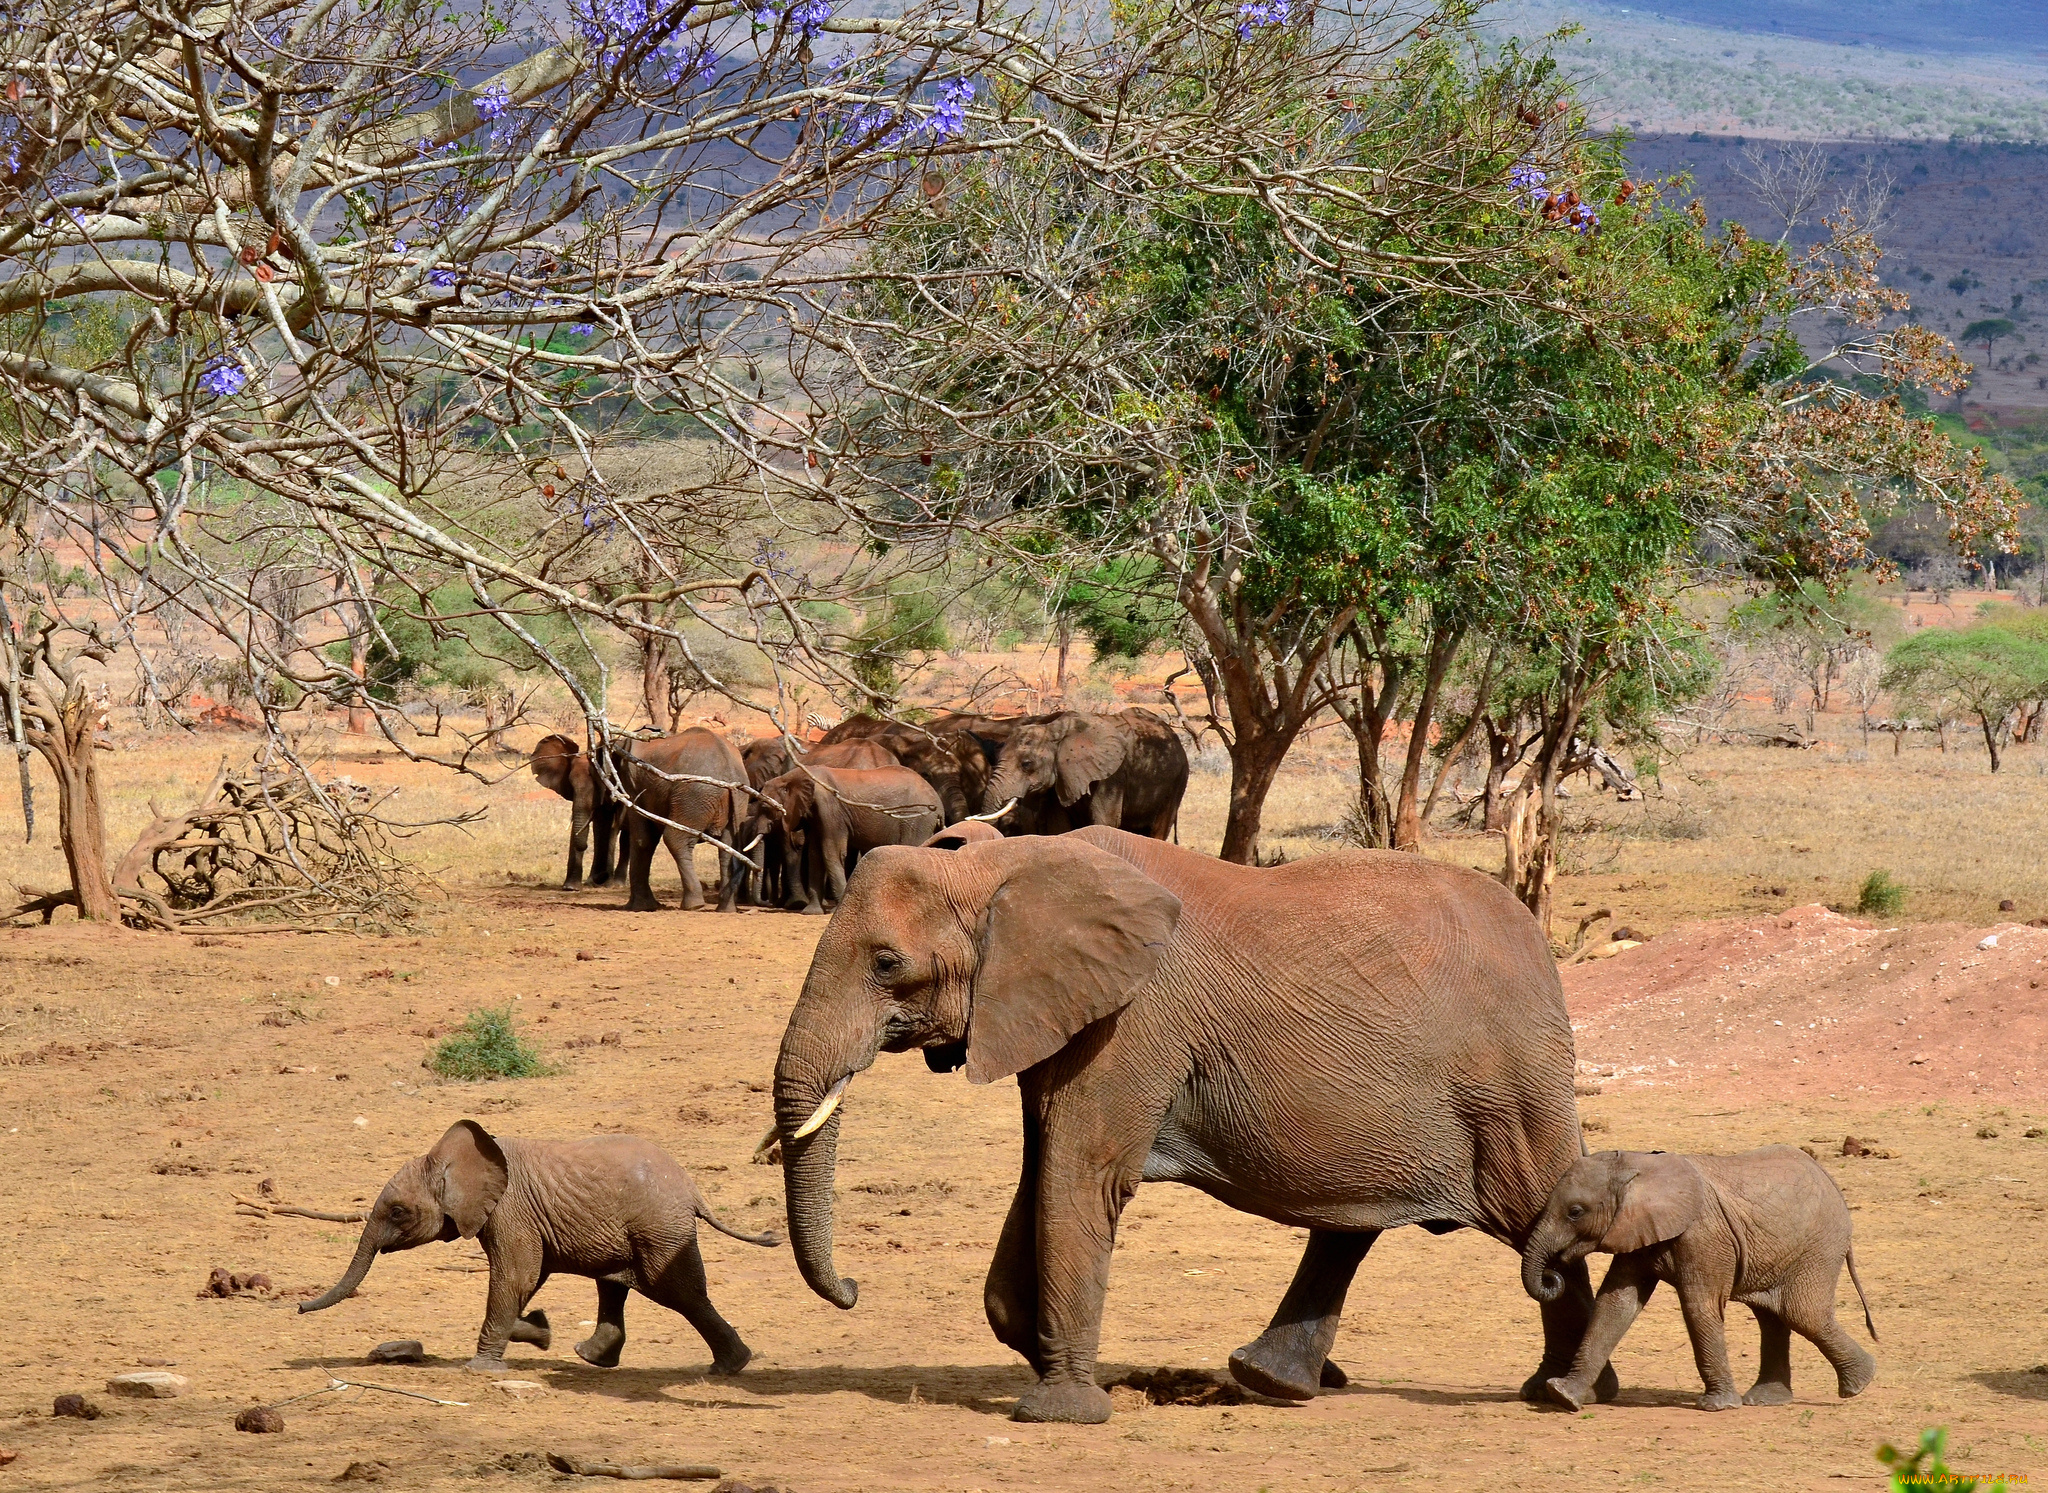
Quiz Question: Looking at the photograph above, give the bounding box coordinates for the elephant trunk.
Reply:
[779,1106,857,1309]
[774,1005,877,1311]
[982,761,1026,815]
[1521,1221,1568,1304]
[298,1224,382,1313]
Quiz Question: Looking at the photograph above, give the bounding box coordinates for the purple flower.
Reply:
[789,0,830,37]
[475,83,510,121]
[427,267,459,288]
[932,78,973,139]
[199,360,247,398]
[572,323,595,336]
[752,3,775,22]
[1235,0,1288,39]
[1509,163,1547,195]
[392,239,408,254]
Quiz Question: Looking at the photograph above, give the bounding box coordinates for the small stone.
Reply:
[1978,935,2000,951]
[1999,899,2016,912]
[199,1267,235,1298]
[2025,1127,2046,1139]
[51,1394,100,1420]
[335,1460,389,1482]
[106,1371,188,1399]
[234,1406,285,1434]
[366,1340,425,1364]
[488,1379,546,1399]
[0,1446,17,1466]
[1977,1125,1999,1139]
[575,949,596,961]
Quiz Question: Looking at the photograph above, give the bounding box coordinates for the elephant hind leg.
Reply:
[645,1240,751,1375]
[1743,1306,1794,1405]
[576,1277,630,1368]
[1227,1228,1377,1402]
[1785,1277,1876,1399]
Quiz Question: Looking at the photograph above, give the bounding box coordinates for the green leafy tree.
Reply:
[1880,624,2048,771]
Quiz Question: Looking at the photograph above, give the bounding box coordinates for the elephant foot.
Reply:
[1698,1388,1743,1412]
[509,1310,551,1350]
[1526,1361,1618,1406]
[799,904,825,917]
[574,1325,624,1369]
[1227,1337,1324,1402]
[624,896,662,913]
[1013,1379,1112,1424]
[1320,1359,1348,1389]
[1836,1349,1877,1399]
[1743,1381,1794,1406]
[464,1356,512,1374]
[708,1343,752,1377]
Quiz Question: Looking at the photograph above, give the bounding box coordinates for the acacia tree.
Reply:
[1881,625,2048,772]
[0,0,1298,918]
[846,9,2023,878]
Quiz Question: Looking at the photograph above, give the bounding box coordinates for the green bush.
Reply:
[1878,1427,2010,1492]
[1857,870,1909,918]
[430,1008,551,1081]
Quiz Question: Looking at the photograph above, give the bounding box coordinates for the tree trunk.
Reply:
[35,677,120,921]
[640,630,669,732]
[1393,627,1462,850]
[1982,713,2002,772]
[1053,618,1072,699]
[1348,714,1394,849]
[1219,738,1289,865]
[347,632,370,735]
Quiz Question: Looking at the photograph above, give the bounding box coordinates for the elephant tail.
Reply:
[699,1203,780,1248]
[1846,1244,1877,1341]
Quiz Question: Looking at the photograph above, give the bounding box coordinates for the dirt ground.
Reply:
[4,851,2046,1491]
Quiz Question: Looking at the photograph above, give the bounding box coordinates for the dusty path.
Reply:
[2,890,2044,1491]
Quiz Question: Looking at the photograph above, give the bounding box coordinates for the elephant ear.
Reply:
[426,1120,510,1239]
[1053,715,1127,807]
[530,734,578,795]
[1601,1152,1705,1254]
[964,838,1181,1085]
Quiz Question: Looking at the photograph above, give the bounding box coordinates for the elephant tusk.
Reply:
[789,1075,850,1139]
[742,833,764,853]
[965,797,1018,824]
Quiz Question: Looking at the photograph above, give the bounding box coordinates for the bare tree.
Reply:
[0,0,1290,914]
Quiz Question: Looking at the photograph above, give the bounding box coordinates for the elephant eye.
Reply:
[1567,1204,1584,1220]
[873,949,905,977]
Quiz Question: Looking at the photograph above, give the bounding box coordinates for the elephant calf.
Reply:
[1523,1147,1877,1412]
[300,1120,777,1373]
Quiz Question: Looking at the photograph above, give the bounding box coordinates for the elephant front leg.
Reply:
[1677,1281,1743,1410]
[984,1176,1045,1376]
[1543,1255,1657,1411]
[469,1244,543,1372]
[565,806,592,888]
[588,802,619,885]
[1522,1255,1620,1405]
[1228,1229,1376,1402]
[1012,1154,1136,1425]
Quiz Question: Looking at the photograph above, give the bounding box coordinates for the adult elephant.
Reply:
[772,829,1596,1423]
[528,734,625,888]
[616,729,749,913]
[817,717,990,824]
[755,763,942,914]
[983,708,1187,840]
[741,738,898,907]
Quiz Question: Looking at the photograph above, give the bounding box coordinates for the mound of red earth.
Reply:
[1562,905,2048,1104]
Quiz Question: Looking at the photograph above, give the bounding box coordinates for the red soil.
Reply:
[1564,904,2048,1105]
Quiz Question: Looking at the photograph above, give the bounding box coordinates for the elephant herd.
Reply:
[528,706,1192,917]
[374,711,1887,1426]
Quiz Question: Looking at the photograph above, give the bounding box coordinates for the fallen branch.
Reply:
[271,1376,468,1410]
[546,1453,721,1481]
[232,1192,368,1224]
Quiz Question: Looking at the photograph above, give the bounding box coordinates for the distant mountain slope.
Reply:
[1488,0,2048,141]
[1625,135,2048,413]
[1607,0,2048,55]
